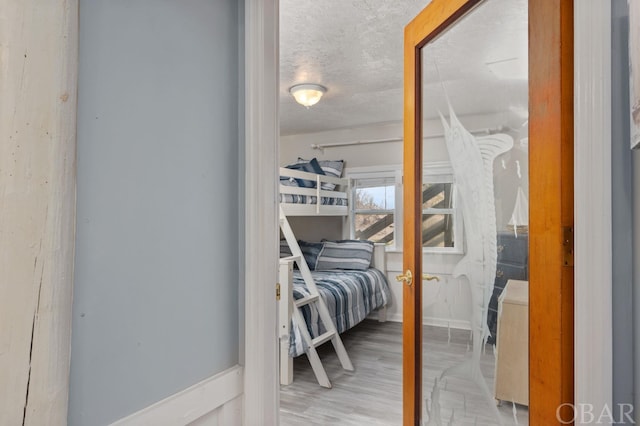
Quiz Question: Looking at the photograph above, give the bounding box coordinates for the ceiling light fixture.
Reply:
[289,84,327,108]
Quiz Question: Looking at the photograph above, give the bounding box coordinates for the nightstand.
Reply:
[494,279,529,406]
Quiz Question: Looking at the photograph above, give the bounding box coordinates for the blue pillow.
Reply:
[315,240,374,271]
[284,158,325,188]
[297,158,344,191]
[297,240,324,270]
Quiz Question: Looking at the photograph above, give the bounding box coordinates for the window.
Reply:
[348,164,462,253]
[421,177,458,250]
[351,175,397,245]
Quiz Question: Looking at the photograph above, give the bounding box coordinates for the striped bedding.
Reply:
[279,193,348,206]
[289,268,391,357]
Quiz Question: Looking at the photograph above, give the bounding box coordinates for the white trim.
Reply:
[424,317,471,331]
[345,161,452,177]
[346,164,403,175]
[0,1,78,424]
[574,0,613,420]
[243,0,280,424]
[310,127,504,152]
[348,168,401,250]
[387,260,457,275]
[375,312,471,331]
[188,396,243,426]
[422,162,455,178]
[111,366,243,426]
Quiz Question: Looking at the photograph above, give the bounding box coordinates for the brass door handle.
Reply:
[423,274,440,282]
[396,270,413,286]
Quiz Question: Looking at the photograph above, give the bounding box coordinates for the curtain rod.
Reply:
[310,126,506,152]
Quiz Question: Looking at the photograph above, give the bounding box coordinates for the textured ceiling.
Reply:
[279,0,528,136]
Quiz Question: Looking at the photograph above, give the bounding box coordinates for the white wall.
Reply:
[280,113,528,328]
[69,1,243,424]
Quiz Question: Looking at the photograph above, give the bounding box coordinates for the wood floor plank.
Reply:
[280,320,529,425]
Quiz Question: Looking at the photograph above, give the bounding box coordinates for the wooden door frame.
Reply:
[402,3,484,423]
[403,1,575,425]
[528,2,575,424]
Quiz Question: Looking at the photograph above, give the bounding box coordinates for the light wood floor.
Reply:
[280,320,529,425]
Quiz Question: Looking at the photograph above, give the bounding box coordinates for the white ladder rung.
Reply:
[295,294,319,308]
[279,255,301,263]
[311,331,336,348]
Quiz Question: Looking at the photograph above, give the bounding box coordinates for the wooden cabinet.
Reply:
[494,279,529,406]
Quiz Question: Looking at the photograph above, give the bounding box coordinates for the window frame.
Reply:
[346,162,463,254]
[420,171,463,254]
[348,166,402,250]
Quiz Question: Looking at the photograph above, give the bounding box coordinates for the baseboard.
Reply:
[369,312,471,331]
[110,365,243,426]
[423,316,471,331]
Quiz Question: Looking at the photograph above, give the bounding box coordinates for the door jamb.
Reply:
[573,0,613,416]
[243,0,280,424]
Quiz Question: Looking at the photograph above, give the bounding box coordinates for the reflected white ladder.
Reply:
[279,207,354,388]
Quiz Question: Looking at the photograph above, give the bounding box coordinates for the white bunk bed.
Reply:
[278,166,391,388]
[279,166,349,216]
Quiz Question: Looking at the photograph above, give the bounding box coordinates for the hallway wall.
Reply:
[69,1,243,424]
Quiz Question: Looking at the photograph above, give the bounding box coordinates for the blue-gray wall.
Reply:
[612,0,636,421]
[69,1,243,424]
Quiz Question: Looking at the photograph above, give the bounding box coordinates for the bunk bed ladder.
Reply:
[279,207,354,388]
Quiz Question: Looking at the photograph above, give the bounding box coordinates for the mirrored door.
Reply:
[419,1,529,424]
[403,0,575,425]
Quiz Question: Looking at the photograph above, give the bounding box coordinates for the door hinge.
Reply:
[276,283,281,301]
[563,226,574,267]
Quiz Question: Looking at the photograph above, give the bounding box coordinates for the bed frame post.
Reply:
[371,243,388,322]
[278,260,294,385]
[371,243,386,271]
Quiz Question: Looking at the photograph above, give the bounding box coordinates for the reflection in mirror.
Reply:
[420,0,529,424]
[422,182,455,248]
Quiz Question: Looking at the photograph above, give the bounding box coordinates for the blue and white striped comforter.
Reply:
[289,268,391,357]
[279,193,348,206]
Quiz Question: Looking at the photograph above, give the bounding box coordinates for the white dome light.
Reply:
[289,84,327,108]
